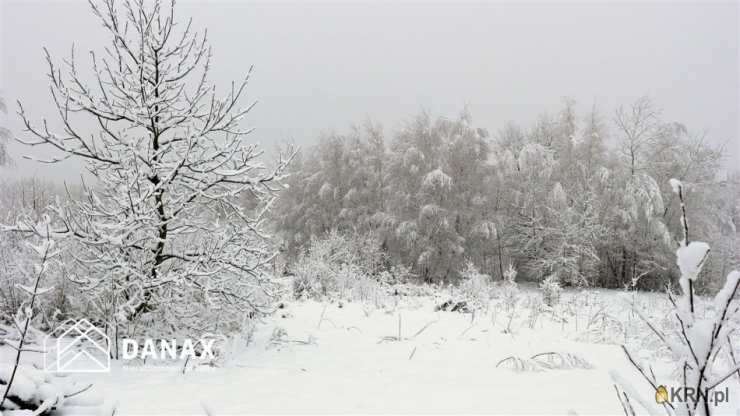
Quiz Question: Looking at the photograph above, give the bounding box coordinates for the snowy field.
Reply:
[0,2,738,414]
[4,285,737,415]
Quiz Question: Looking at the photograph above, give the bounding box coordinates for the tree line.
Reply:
[275,99,739,290]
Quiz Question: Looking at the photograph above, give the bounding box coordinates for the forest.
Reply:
[275,99,739,291]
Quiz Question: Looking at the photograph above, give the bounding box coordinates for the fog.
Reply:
[1,0,737,181]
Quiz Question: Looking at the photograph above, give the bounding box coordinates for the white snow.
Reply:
[714,270,740,312]
[422,168,453,192]
[676,241,710,281]
[0,363,91,414]
[3,287,738,414]
[0,365,37,402]
[85,301,627,413]
[669,178,682,194]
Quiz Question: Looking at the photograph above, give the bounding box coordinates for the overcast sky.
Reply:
[1,0,738,181]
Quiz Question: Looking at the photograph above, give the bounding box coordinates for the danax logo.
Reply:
[44,319,222,373]
[121,338,217,361]
[44,319,111,373]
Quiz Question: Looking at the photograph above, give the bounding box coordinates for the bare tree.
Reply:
[615,96,668,176]
[15,0,293,337]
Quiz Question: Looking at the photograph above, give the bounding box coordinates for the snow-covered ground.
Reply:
[3,287,739,415]
[88,301,627,414]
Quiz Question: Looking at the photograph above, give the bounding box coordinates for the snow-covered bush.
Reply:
[0,364,92,413]
[540,274,562,307]
[614,179,740,416]
[0,178,73,327]
[497,264,521,333]
[335,263,379,301]
[378,264,412,287]
[292,243,337,299]
[0,231,27,323]
[292,231,389,301]
[292,231,353,299]
[503,263,517,284]
[0,217,93,413]
[457,261,492,311]
[525,295,546,329]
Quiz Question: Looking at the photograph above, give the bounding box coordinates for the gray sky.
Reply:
[1,0,738,181]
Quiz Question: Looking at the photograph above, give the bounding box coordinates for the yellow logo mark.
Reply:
[655,385,669,403]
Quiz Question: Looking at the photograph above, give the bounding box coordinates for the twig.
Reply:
[620,345,674,410]
[397,314,402,341]
[727,335,740,380]
[346,326,362,334]
[495,356,516,368]
[64,383,94,399]
[317,303,328,330]
[1,226,53,409]
[458,324,475,339]
[408,346,417,360]
[613,384,636,416]
[182,355,191,374]
[530,351,559,360]
[409,319,438,340]
[706,362,740,390]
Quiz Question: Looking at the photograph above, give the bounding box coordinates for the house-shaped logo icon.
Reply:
[43,319,110,373]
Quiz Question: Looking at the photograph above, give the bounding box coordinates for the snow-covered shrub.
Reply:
[621,290,674,352]
[498,264,519,300]
[292,231,351,299]
[0,364,93,413]
[292,240,337,299]
[391,281,438,298]
[614,179,740,416]
[496,264,521,333]
[522,295,541,329]
[351,233,390,277]
[378,264,413,286]
[0,178,73,328]
[432,263,491,314]
[567,295,626,345]
[219,321,258,367]
[0,217,94,413]
[292,231,387,301]
[540,274,562,307]
[0,231,27,322]
[335,263,380,302]
[503,263,517,284]
[457,261,492,311]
